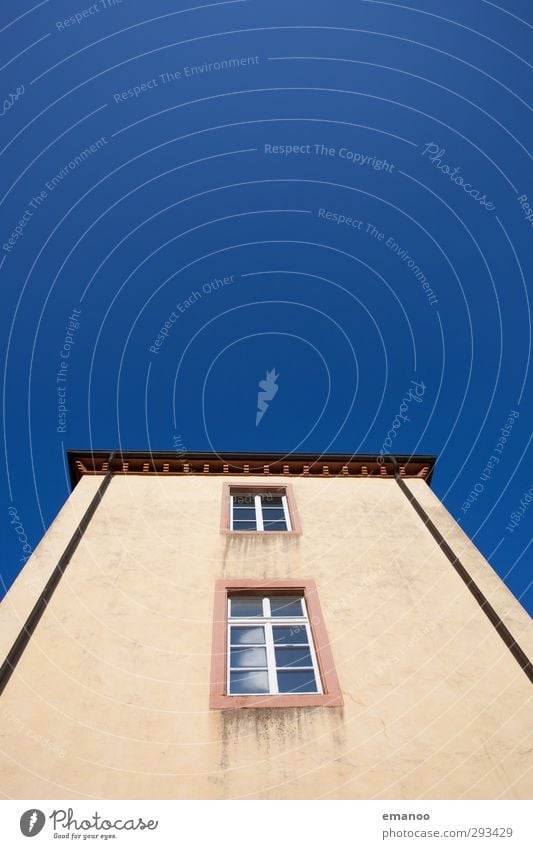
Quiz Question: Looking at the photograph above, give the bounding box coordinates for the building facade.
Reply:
[0,451,531,799]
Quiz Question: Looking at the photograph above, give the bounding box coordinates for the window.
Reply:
[231,490,291,532]
[221,484,301,534]
[228,594,320,695]
[210,580,343,708]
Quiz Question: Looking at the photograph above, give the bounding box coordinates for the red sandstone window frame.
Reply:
[220,483,302,535]
[209,580,343,708]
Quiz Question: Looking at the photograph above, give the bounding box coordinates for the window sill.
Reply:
[210,692,343,709]
[220,529,302,536]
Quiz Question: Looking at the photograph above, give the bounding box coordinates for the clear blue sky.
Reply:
[1,0,531,612]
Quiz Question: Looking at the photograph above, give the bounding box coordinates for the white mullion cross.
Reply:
[254,494,264,531]
[227,594,322,696]
[264,621,279,694]
[230,490,291,532]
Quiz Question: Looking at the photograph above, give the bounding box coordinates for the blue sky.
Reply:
[1,0,531,612]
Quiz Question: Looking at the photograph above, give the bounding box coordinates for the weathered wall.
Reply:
[0,474,531,799]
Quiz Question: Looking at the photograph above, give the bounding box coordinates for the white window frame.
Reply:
[230,491,292,532]
[226,594,322,696]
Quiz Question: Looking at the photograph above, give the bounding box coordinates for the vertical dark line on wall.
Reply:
[0,452,116,698]
[385,455,533,684]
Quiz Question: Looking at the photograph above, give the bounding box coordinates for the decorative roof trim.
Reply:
[67,451,436,488]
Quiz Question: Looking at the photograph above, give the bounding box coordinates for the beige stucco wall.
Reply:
[0,473,531,799]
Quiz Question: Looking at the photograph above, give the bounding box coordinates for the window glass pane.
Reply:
[270,596,303,617]
[260,507,286,520]
[232,507,256,520]
[229,597,264,618]
[275,647,313,668]
[232,493,255,505]
[232,520,257,531]
[230,670,269,694]
[230,626,265,644]
[260,494,284,507]
[277,669,318,693]
[262,520,288,532]
[230,647,267,668]
[272,625,309,645]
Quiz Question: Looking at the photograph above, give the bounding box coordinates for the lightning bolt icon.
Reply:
[256,369,279,425]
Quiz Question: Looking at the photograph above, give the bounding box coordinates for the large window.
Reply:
[210,580,343,709]
[228,594,320,695]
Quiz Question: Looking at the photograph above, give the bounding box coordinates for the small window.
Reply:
[230,490,291,532]
[221,484,301,535]
[210,580,343,708]
[227,594,321,695]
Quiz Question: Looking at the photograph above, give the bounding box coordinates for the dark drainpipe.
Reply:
[384,454,532,684]
[0,452,116,697]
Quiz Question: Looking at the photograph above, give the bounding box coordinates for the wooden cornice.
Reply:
[67,451,436,488]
